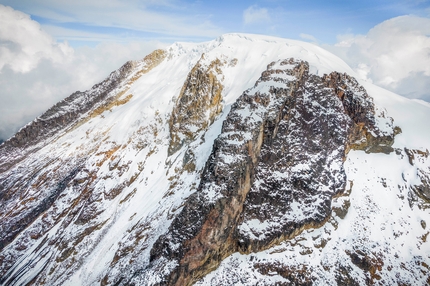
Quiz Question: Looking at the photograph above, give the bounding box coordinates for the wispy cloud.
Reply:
[299,33,317,43]
[1,0,223,44]
[243,5,270,25]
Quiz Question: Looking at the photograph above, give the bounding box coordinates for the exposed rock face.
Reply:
[168,54,225,156]
[345,249,384,284]
[324,72,399,154]
[0,49,166,174]
[148,59,396,285]
[405,148,430,207]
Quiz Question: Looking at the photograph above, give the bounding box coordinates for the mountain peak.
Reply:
[0,36,429,286]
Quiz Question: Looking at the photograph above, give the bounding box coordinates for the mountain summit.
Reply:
[0,34,429,285]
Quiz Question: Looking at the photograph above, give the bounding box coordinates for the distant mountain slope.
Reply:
[0,34,429,286]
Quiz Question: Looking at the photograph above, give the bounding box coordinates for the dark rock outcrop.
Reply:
[405,148,430,206]
[147,59,396,285]
[168,54,226,156]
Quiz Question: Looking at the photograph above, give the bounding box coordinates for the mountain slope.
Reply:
[0,34,429,285]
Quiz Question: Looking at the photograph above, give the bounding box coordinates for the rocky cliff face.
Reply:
[168,54,235,156]
[0,34,429,286]
[147,58,397,285]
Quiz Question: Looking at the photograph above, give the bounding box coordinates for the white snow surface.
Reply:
[0,33,429,285]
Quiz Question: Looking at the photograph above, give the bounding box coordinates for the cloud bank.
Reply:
[0,5,165,141]
[0,5,72,73]
[327,15,430,101]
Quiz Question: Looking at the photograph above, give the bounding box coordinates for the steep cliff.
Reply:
[147,58,397,285]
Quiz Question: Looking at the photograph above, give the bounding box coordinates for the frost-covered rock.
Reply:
[147,58,398,285]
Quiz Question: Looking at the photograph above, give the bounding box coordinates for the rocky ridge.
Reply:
[147,58,397,285]
[0,49,166,174]
[169,54,237,156]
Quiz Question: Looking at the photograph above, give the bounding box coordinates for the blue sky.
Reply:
[0,0,430,141]
[1,0,429,46]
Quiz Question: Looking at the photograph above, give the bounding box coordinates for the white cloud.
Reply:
[0,5,73,73]
[299,33,317,43]
[0,5,166,140]
[243,5,270,25]
[326,15,430,101]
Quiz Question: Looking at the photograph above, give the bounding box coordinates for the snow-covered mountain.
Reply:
[0,33,429,285]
